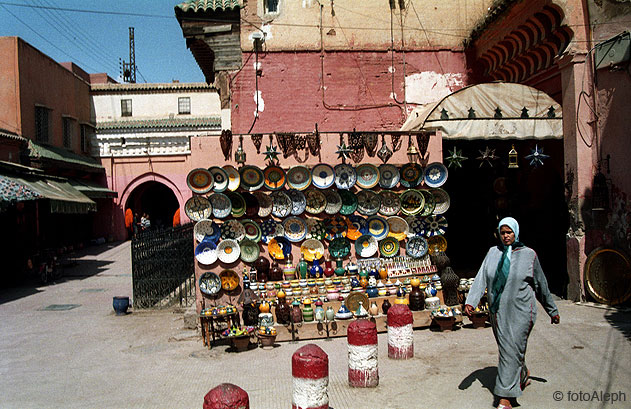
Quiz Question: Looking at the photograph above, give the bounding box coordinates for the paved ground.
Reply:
[1,240,630,409]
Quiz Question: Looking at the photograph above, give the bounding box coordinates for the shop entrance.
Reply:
[125,181,179,231]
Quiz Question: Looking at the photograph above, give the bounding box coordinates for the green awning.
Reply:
[28,140,104,173]
[68,179,118,199]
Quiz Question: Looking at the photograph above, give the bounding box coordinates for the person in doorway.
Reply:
[140,213,151,231]
[464,217,560,409]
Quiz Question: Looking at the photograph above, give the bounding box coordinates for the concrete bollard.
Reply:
[387,304,414,359]
[347,319,379,387]
[292,344,329,409]
[203,383,249,409]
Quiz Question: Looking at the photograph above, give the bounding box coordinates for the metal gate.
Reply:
[131,223,195,308]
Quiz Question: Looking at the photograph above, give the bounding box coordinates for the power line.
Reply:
[0,1,172,19]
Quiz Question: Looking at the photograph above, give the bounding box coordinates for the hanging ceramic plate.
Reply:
[324,190,343,215]
[400,189,425,216]
[219,269,240,291]
[407,216,425,238]
[194,219,216,243]
[254,191,273,218]
[286,189,307,216]
[378,191,401,216]
[345,291,369,314]
[301,239,325,262]
[339,190,358,215]
[387,216,409,241]
[324,215,348,240]
[430,188,450,215]
[356,190,381,216]
[239,238,260,263]
[226,192,246,218]
[427,235,448,253]
[239,165,265,191]
[366,215,390,240]
[185,196,212,222]
[195,240,218,265]
[422,215,448,237]
[424,162,448,188]
[198,272,221,295]
[282,216,307,242]
[406,236,429,258]
[271,191,292,218]
[268,236,292,260]
[311,163,336,189]
[209,166,229,193]
[241,192,260,218]
[399,163,424,188]
[305,219,326,241]
[419,190,436,217]
[334,164,357,190]
[217,239,241,264]
[286,165,312,191]
[379,164,400,189]
[329,237,351,259]
[355,163,380,189]
[240,219,262,243]
[220,219,246,242]
[355,234,378,258]
[261,219,285,244]
[347,215,368,240]
[187,168,214,194]
[264,166,287,190]
[305,189,327,214]
[379,237,399,258]
[222,165,241,192]
[209,192,232,219]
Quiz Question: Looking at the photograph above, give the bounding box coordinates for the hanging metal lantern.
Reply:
[235,135,246,166]
[406,134,419,163]
[508,144,519,168]
[592,171,609,211]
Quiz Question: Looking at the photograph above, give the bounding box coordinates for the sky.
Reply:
[0,0,206,83]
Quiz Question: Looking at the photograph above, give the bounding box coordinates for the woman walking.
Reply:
[465,217,560,409]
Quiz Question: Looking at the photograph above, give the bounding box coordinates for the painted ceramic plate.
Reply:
[194,219,216,243]
[254,192,273,218]
[301,239,325,262]
[226,192,246,218]
[427,235,448,253]
[387,216,409,241]
[198,271,221,295]
[185,196,212,222]
[217,239,241,264]
[240,219,262,243]
[239,165,265,191]
[222,165,241,191]
[261,219,284,244]
[305,189,327,214]
[347,215,368,240]
[282,216,307,242]
[219,269,240,291]
[422,215,448,237]
[339,190,358,215]
[305,219,326,241]
[195,240,218,265]
[329,237,351,259]
[419,190,436,217]
[407,216,425,238]
[345,291,369,314]
[286,189,307,216]
[400,163,424,188]
[379,237,400,258]
[430,188,450,214]
[209,166,229,193]
[366,215,390,240]
[220,219,246,242]
[400,189,425,216]
[241,192,260,218]
[424,162,448,188]
[406,236,429,258]
[286,165,312,190]
[355,163,380,189]
[378,191,401,216]
[264,166,287,190]
[324,190,343,215]
[271,191,292,218]
[334,164,357,190]
[355,234,378,258]
[311,164,336,189]
[239,238,260,263]
[209,192,232,219]
[187,168,214,194]
[268,236,292,260]
[379,164,400,189]
[356,190,381,216]
[324,215,348,240]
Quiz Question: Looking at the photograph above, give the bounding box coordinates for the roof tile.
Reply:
[175,0,240,13]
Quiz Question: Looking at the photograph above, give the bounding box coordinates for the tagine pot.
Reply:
[113,296,130,315]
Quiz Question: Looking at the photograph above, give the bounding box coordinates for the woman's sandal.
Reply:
[497,404,512,409]
[520,369,531,390]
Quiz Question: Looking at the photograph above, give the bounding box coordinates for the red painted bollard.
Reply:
[387,304,414,359]
[347,319,379,387]
[292,344,329,409]
[203,383,249,409]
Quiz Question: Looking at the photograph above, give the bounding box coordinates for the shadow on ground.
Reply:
[459,366,496,394]
[604,308,631,341]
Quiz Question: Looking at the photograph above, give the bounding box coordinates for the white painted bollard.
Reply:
[292,344,329,409]
[348,319,379,387]
[387,304,414,359]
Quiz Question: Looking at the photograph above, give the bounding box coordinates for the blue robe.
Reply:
[466,246,559,398]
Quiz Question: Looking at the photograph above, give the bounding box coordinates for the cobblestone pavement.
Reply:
[1,241,630,409]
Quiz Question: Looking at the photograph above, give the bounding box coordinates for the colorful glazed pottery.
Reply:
[339,189,358,215]
[220,219,246,242]
[222,165,240,191]
[187,168,214,194]
[239,165,265,191]
[305,219,326,240]
[239,239,260,263]
[217,239,241,263]
[286,165,312,190]
[378,190,400,216]
[254,191,273,217]
[240,219,262,242]
[406,236,429,258]
[430,188,450,214]
[387,216,409,241]
[209,166,229,192]
[324,189,343,215]
[184,196,212,222]
[311,164,335,189]
[261,219,285,244]
[286,189,307,216]
[400,189,425,216]
[355,163,380,189]
[199,272,221,295]
[271,191,292,218]
[264,165,286,190]
[305,188,327,214]
[282,216,308,242]
[379,237,399,258]
[268,236,292,260]
[366,215,389,240]
[399,163,423,188]
[378,164,400,189]
[334,164,357,189]
[209,192,232,219]
[355,234,378,258]
[194,219,216,243]
[356,190,381,216]
[347,215,368,240]
[301,239,325,261]
[424,162,448,188]
[421,215,448,237]
[195,240,218,265]
[418,189,436,217]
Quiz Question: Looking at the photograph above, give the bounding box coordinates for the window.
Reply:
[35,106,50,143]
[264,0,279,13]
[121,99,132,117]
[80,124,92,153]
[63,117,74,148]
[178,97,191,114]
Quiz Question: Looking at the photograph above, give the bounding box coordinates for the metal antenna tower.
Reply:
[121,27,136,83]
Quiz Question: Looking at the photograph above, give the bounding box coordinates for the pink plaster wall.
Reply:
[0,37,20,135]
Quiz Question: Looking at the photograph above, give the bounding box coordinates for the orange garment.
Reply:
[125,208,133,228]
[173,208,180,227]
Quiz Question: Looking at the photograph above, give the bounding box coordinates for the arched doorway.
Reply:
[125,181,179,231]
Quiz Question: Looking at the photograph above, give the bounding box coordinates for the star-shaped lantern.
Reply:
[336,143,353,163]
[264,144,280,164]
[477,146,499,168]
[524,144,550,168]
[445,147,468,169]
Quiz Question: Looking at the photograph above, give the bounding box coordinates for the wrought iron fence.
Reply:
[131,223,195,309]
